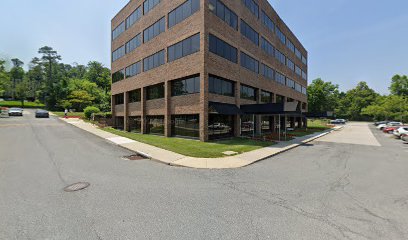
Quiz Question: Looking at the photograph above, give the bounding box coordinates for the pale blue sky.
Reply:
[0,0,407,94]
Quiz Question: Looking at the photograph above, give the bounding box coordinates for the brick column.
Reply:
[164,81,172,137]
[234,82,241,137]
[200,74,209,142]
[255,89,262,135]
[124,92,129,131]
[111,94,116,128]
[141,87,147,134]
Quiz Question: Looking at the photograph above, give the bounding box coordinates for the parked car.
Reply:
[8,107,23,116]
[374,121,389,126]
[377,122,403,130]
[35,109,49,118]
[383,126,400,134]
[376,124,388,130]
[393,127,408,138]
[330,119,346,124]
[401,134,408,143]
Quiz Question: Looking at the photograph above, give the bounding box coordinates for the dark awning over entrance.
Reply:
[240,102,303,116]
[209,102,242,115]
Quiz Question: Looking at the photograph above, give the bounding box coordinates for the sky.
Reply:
[0,0,407,94]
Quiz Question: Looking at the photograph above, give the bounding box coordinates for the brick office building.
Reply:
[111,0,308,142]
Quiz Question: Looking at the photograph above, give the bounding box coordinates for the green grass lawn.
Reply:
[103,128,274,158]
[289,127,330,137]
[307,119,331,129]
[0,101,45,108]
[53,112,85,118]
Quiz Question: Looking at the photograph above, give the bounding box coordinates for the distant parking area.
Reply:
[372,122,408,148]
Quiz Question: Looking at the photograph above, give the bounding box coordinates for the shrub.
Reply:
[84,106,100,119]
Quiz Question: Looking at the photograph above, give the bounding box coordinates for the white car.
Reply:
[8,107,23,116]
[393,127,408,138]
[376,124,387,130]
[377,122,403,130]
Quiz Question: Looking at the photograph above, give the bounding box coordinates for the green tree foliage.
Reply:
[389,75,408,96]
[362,95,408,122]
[0,60,11,96]
[85,61,111,93]
[15,78,30,107]
[307,78,340,113]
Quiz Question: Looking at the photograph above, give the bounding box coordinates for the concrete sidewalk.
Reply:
[60,118,341,169]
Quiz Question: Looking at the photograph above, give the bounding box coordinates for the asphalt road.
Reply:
[1,111,407,240]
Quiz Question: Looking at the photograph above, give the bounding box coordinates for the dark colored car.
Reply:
[35,110,49,118]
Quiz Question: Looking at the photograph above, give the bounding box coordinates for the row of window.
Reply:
[113,0,201,63]
[240,20,259,46]
[209,0,238,30]
[168,33,200,62]
[143,50,165,72]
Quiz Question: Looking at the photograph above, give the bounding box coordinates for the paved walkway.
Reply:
[60,118,341,169]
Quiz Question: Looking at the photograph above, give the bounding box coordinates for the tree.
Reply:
[9,58,25,99]
[362,95,408,122]
[85,61,111,93]
[389,75,408,96]
[307,78,340,114]
[337,82,379,120]
[15,78,30,107]
[38,46,62,109]
[0,60,11,97]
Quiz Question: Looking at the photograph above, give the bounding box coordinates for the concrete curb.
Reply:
[57,116,343,169]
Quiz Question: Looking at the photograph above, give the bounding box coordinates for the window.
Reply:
[302,70,307,80]
[114,93,124,105]
[146,115,164,135]
[112,45,125,62]
[261,90,273,103]
[143,50,165,72]
[171,75,200,96]
[301,86,307,95]
[261,37,274,56]
[143,17,165,43]
[295,82,302,92]
[295,65,302,76]
[286,58,295,71]
[144,0,161,15]
[209,0,238,30]
[302,55,307,65]
[112,69,125,83]
[286,78,295,89]
[209,34,238,63]
[276,27,286,45]
[240,20,258,46]
[261,10,274,33]
[241,52,259,74]
[168,0,200,28]
[112,21,125,40]
[276,94,284,103]
[146,83,165,100]
[125,61,142,78]
[168,33,200,62]
[275,49,286,65]
[126,6,142,29]
[126,33,142,54]
[260,63,274,80]
[286,39,295,53]
[209,75,234,97]
[128,116,142,133]
[172,115,199,138]
[129,89,141,103]
[241,0,258,18]
[240,84,257,101]
[295,47,302,59]
[209,114,234,140]
[275,72,286,85]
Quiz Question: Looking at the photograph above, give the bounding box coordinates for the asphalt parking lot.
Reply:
[1,114,408,240]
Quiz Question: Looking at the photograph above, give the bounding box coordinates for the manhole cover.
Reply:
[123,154,146,161]
[64,182,90,192]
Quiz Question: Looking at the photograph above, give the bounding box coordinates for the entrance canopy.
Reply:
[240,101,303,116]
[209,102,242,115]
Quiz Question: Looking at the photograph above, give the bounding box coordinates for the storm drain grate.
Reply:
[64,182,90,192]
[122,154,146,161]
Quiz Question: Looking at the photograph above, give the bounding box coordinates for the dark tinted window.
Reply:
[276,27,286,45]
[260,63,274,80]
[172,115,199,138]
[168,0,200,28]
[275,49,286,65]
[143,0,161,15]
[171,75,200,96]
[275,72,286,85]
[209,75,234,97]
[146,83,165,100]
[209,114,234,140]
[295,65,302,76]
[286,58,295,71]
[112,21,125,40]
[126,6,142,29]
[261,90,273,103]
[302,70,307,80]
[143,17,165,43]
[146,115,164,135]
[168,33,200,62]
[286,78,295,89]
[209,34,238,63]
[114,93,124,105]
[112,45,125,62]
[129,116,142,133]
[240,84,257,101]
[129,89,141,103]
[143,50,165,72]
[112,69,125,83]
[126,33,142,54]
[125,61,142,78]
[209,0,238,30]
[261,37,274,56]
[286,39,295,53]
[240,52,259,74]
[241,0,258,18]
[240,20,258,45]
[295,47,302,59]
[261,10,274,33]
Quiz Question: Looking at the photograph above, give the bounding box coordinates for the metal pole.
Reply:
[252,114,255,138]
[278,114,281,141]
